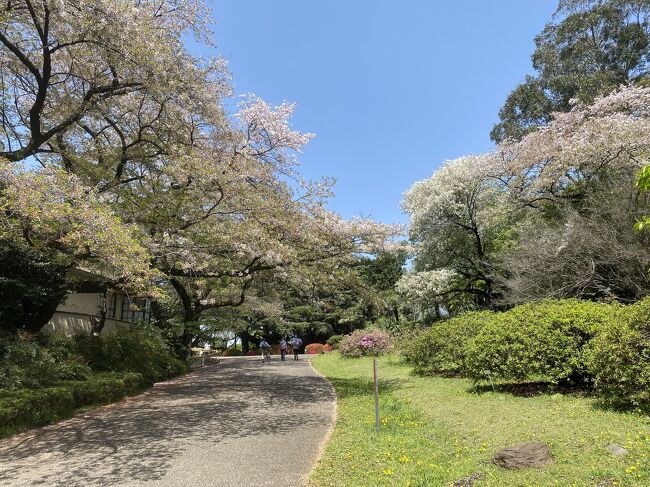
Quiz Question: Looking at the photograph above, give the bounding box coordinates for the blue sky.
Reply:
[199,1,557,224]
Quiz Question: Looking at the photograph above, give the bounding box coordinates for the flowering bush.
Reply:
[339,330,393,357]
[305,343,325,354]
[305,343,334,354]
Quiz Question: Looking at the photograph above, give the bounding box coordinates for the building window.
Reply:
[120,296,151,323]
[96,293,116,318]
[107,293,117,319]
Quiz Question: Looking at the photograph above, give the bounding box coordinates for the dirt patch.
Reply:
[452,472,486,486]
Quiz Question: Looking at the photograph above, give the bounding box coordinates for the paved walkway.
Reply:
[0,356,336,487]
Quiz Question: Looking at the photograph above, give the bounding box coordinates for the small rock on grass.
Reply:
[492,441,553,469]
[452,472,486,486]
[605,444,628,457]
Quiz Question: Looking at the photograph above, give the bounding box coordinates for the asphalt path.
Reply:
[0,355,336,487]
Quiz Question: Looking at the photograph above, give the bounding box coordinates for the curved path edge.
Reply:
[303,357,338,486]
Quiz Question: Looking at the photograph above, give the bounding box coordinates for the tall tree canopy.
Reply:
[0,0,400,340]
[403,85,650,314]
[491,0,650,142]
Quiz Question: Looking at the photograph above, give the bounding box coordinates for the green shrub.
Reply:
[465,300,619,384]
[79,325,186,384]
[44,333,92,381]
[66,372,146,405]
[0,386,75,432]
[625,295,650,329]
[0,371,149,436]
[222,348,243,356]
[586,300,650,412]
[0,334,91,389]
[402,298,649,408]
[0,326,186,437]
[326,335,344,349]
[402,311,493,376]
[0,336,56,389]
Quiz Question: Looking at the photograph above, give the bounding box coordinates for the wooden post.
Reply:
[373,355,380,431]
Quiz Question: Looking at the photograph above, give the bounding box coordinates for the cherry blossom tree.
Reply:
[402,155,517,310]
[404,85,650,311]
[0,0,401,342]
[0,0,229,310]
[395,269,458,321]
[0,0,224,165]
[493,85,650,206]
[0,160,158,293]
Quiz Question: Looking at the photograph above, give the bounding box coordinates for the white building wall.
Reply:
[42,292,134,336]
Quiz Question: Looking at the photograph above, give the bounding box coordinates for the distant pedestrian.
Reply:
[289,336,302,360]
[260,338,271,363]
[279,338,288,361]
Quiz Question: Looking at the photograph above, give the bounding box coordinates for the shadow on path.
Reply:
[0,359,335,486]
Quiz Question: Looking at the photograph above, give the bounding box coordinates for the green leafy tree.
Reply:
[492,0,650,142]
[0,241,67,333]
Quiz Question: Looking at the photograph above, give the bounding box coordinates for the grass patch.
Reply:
[310,354,650,486]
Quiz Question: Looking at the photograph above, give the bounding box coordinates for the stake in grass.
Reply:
[338,329,393,431]
[373,355,380,430]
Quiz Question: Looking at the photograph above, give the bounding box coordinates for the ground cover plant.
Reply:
[309,353,650,486]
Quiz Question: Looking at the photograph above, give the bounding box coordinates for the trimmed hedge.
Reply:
[0,325,188,437]
[402,311,493,376]
[465,300,618,384]
[222,348,243,356]
[587,298,650,412]
[0,334,91,389]
[78,327,186,384]
[66,372,145,404]
[305,343,333,354]
[403,298,650,410]
[0,372,147,437]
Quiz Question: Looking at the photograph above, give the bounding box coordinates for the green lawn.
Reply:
[309,354,650,487]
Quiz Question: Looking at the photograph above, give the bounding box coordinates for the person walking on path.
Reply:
[289,336,302,361]
[260,338,271,363]
[279,338,288,361]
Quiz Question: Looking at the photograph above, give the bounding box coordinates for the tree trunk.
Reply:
[240,333,250,354]
[169,278,196,362]
[392,306,400,323]
[90,291,108,336]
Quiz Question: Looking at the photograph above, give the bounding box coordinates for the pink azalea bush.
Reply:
[339,329,393,357]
